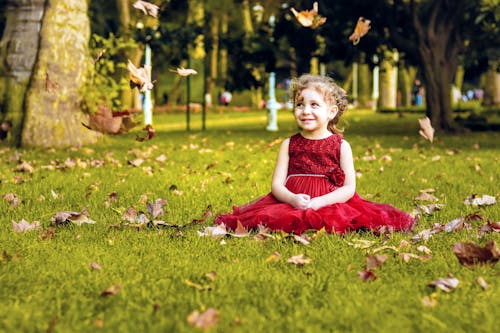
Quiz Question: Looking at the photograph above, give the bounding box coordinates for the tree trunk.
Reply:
[0,0,46,146]
[22,0,100,147]
[219,11,228,84]
[379,48,398,109]
[482,60,500,106]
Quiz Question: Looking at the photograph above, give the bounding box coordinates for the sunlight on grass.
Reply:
[0,109,498,332]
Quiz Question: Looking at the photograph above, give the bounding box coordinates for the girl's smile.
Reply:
[294,88,336,138]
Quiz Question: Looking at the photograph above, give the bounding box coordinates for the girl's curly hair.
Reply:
[289,74,348,134]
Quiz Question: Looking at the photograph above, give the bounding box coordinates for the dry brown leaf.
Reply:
[3,193,20,208]
[400,252,432,263]
[101,283,121,296]
[12,219,41,233]
[366,254,389,270]
[452,240,500,266]
[477,276,489,290]
[127,60,154,92]
[265,251,281,263]
[418,117,435,142]
[187,308,219,329]
[133,0,160,18]
[414,191,439,202]
[416,245,432,255]
[349,17,371,45]
[293,234,311,245]
[428,274,458,293]
[464,194,496,206]
[90,262,102,270]
[290,1,326,28]
[233,221,250,237]
[171,67,198,76]
[478,221,500,237]
[15,161,34,173]
[287,254,311,266]
[197,224,228,238]
[147,198,167,219]
[358,269,377,281]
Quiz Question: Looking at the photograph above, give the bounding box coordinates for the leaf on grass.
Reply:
[366,254,389,270]
[416,245,432,254]
[477,276,489,290]
[287,254,311,266]
[428,274,458,293]
[464,194,496,206]
[39,226,55,240]
[182,278,211,291]
[452,240,500,266]
[254,224,275,241]
[444,217,470,232]
[358,269,377,281]
[51,209,95,226]
[187,308,219,329]
[411,229,436,242]
[478,221,500,237]
[415,203,444,215]
[347,239,376,249]
[293,234,311,245]
[265,251,281,263]
[12,219,40,233]
[15,161,34,173]
[233,221,250,237]
[147,198,167,219]
[204,271,217,281]
[197,224,228,238]
[90,262,102,270]
[414,190,439,202]
[3,193,20,208]
[101,283,121,297]
[400,252,432,263]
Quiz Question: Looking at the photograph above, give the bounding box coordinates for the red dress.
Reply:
[215,133,415,235]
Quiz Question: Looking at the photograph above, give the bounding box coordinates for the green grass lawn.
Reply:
[1,109,499,332]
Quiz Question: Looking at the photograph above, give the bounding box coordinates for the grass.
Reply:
[0,109,499,332]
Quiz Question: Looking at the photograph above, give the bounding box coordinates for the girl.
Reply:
[216,74,415,234]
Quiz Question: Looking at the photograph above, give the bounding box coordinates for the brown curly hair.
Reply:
[289,74,348,134]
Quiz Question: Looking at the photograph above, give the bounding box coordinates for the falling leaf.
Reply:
[90,262,102,270]
[127,60,154,92]
[136,124,155,142]
[132,0,159,18]
[452,240,499,266]
[349,17,371,45]
[101,283,122,296]
[358,269,377,281]
[290,1,326,28]
[418,117,435,142]
[428,274,459,293]
[171,67,198,76]
[12,219,41,233]
[287,254,311,266]
[81,104,128,135]
[463,194,496,206]
[477,276,489,290]
[366,254,389,270]
[187,308,219,329]
[265,251,281,263]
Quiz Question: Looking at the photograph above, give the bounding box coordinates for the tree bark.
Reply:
[0,0,46,146]
[22,0,100,147]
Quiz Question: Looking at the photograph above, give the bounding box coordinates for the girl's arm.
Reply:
[271,139,311,209]
[308,140,356,210]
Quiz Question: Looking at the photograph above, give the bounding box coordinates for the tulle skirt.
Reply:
[215,175,415,235]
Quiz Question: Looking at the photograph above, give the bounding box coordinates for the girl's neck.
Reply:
[300,129,333,140]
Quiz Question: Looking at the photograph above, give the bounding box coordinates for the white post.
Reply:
[392,50,399,107]
[352,62,358,106]
[372,56,379,110]
[266,72,279,131]
[143,43,153,125]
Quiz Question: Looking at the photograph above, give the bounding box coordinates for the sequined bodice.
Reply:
[287,133,345,186]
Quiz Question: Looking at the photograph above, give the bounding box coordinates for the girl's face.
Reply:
[294,88,337,138]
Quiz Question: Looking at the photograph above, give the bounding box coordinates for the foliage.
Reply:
[80,34,137,114]
[0,110,499,332]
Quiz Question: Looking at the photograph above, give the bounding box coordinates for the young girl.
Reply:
[216,74,415,235]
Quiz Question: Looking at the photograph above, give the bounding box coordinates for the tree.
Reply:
[0,0,99,147]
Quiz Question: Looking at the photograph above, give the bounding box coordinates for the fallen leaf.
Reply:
[464,194,496,206]
[101,283,121,296]
[136,124,155,142]
[233,221,250,237]
[287,254,311,266]
[478,221,500,237]
[90,262,102,270]
[358,269,377,281]
[51,209,95,226]
[293,234,311,245]
[3,193,20,208]
[400,252,432,263]
[452,240,499,266]
[366,254,389,270]
[197,224,228,238]
[347,239,376,249]
[187,308,219,329]
[428,274,459,293]
[12,219,40,233]
[477,276,489,290]
[147,198,167,219]
[416,245,432,255]
[39,226,55,240]
[265,251,281,263]
[15,161,34,173]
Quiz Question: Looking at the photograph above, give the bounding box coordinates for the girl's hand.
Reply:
[307,197,325,211]
[291,193,311,210]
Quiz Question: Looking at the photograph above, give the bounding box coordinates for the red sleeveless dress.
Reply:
[215,133,415,235]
